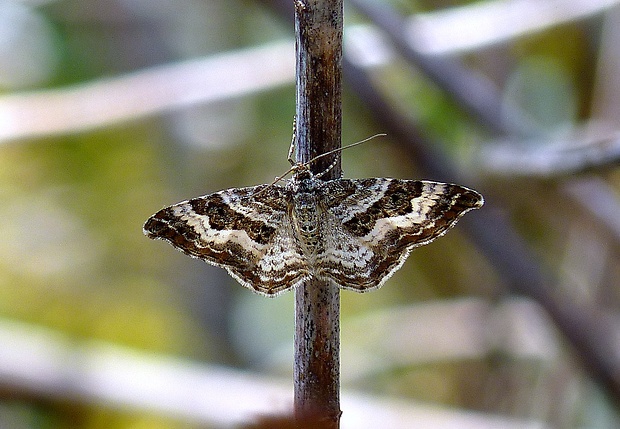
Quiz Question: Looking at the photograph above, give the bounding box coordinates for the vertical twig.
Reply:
[293,0,342,426]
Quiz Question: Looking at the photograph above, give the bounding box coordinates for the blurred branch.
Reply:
[592,7,620,122]
[2,0,618,143]
[478,130,620,177]
[341,297,559,383]
[564,177,620,242]
[346,0,620,66]
[0,319,547,429]
[405,0,620,55]
[0,42,295,143]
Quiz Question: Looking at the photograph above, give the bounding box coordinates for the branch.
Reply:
[293,0,342,426]
[478,131,620,177]
[0,44,295,143]
[406,0,620,55]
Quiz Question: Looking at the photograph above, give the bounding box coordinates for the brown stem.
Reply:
[293,0,342,426]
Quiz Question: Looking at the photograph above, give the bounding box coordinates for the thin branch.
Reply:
[592,7,620,122]
[407,0,620,55]
[293,0,342,426]
[478,131,620,177]
[0,43,295,143]
[564,177,620,242]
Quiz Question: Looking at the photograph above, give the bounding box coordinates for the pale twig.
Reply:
[2,1,617,143]
[478,131,620,177]
[405,0,620,55]
[0,42,295,143]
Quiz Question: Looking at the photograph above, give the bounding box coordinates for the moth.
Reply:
[144,144,483,297]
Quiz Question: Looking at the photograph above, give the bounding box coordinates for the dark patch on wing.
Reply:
[144,207,201,246]
[188,186,287,246]
[343,180,424,236]
[143,185,308,296]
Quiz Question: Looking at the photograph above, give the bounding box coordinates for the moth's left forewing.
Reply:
[144,185,285,251]
[144,185,309,296]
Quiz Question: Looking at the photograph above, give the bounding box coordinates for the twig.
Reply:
[407,0,620,55]
[293,0,343,426]
[564,177,620,241]
[478,132,620,177]
[0,43,295,143]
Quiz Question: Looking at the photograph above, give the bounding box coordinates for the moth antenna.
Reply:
[308,133,387,179]
[254,165,297,196]
[256,132,386,195]
[314,155,339,180]
[307,133,387,168]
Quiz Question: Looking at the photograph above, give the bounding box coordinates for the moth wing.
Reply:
[144,185,310,296]
[318,178,483,291]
